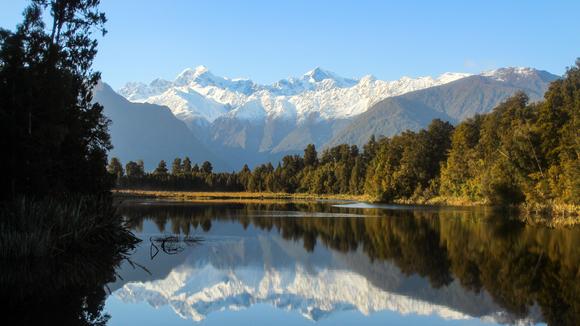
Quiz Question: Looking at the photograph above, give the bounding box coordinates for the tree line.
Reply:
[112,60,579,207]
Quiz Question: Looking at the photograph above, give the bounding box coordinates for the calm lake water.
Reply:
[98,200,579,326]
[7,200,577,325]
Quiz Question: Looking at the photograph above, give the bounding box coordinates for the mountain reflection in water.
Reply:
[104,201,579,325]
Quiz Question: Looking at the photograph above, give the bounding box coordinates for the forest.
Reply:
[113,62,579,211]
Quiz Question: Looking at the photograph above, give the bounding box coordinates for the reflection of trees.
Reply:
[0,238,136,325]
[120,202,580,325]
[438,210,580,325]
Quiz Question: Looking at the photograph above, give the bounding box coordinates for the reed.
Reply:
[0,196,139,259]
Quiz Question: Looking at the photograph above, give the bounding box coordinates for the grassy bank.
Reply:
[114,189,579,227]
[114,189,371,202]
[0,196,141,325]
[398,195,580,227]
[0,196,139,259]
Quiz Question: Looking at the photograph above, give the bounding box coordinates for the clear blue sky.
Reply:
[1,0,579,89]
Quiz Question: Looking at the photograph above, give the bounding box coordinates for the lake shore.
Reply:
[113,189,579,227]
[113,189,371,202]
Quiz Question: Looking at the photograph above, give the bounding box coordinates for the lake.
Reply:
[102,200,580,325]
[5,200,578,325]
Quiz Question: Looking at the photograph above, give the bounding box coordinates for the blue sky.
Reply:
[1,0,579,89]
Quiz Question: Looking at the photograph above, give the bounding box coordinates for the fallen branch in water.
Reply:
[149,234,202,259]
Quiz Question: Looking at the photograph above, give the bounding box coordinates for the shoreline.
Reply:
[113,189,371,202]
[113,189,579,227]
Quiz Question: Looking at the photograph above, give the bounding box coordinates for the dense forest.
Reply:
[114,61,579,210]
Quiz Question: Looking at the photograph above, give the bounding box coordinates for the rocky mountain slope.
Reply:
[328,68,558,147]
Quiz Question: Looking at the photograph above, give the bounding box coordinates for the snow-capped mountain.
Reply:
[116,262,473,322]
[327,67,559,148]
[111,66,557,169]
[482,67,540,82]
[118,67,471,127]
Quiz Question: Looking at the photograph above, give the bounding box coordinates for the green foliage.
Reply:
[192,163,200,173]
[107,157,123,177]
[125,160,144,178]
[182,157,192,174]
[364,119,454,201]
[0,0,112,198]
[201,161,213,174]
[117,60,578,208]
[0,196,138,258]
[171,158,182,175]
[304,144,318,167]
[439,116,483,199]
[153,160,168,176]
[1,195,139,325]
[440,63,579,206]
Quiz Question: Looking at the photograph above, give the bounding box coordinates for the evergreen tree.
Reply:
[107,157,124,178]
[201,161,213,174]
[182,157,192,174]
[304,144,318,167]
[171,158,182,175]
[237,164,252,189]
[125,161,144,178]
[154,160,168,176]
[192,163,200,173]
[363,135,378,163]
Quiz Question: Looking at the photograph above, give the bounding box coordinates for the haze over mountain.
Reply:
[103,66,559,170]
[93,83,229,171]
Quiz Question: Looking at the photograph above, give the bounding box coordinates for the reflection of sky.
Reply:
[105,298,493,326]
[103,212,523,325]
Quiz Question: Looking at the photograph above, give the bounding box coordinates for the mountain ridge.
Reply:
[109,66,558,169]
[93,83,230,171]
[328,69,558,147]
[118,66,472,125]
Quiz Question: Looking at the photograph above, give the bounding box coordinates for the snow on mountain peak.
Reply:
[118,67,473,127]
[437,72,473,83]
[174,65,218,87]
[115,259,474,323]
[176,65,209,77]
[304,67,335,82]
[303,67,358,87]
[195,65,209,74]
[481,67,537,81]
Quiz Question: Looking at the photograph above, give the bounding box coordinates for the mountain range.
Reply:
[97,66,558,170]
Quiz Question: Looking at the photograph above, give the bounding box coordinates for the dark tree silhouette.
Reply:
[0,0,111,198]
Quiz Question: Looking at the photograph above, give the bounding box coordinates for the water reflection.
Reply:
[108,201,579,325]
[1,236,135,325]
